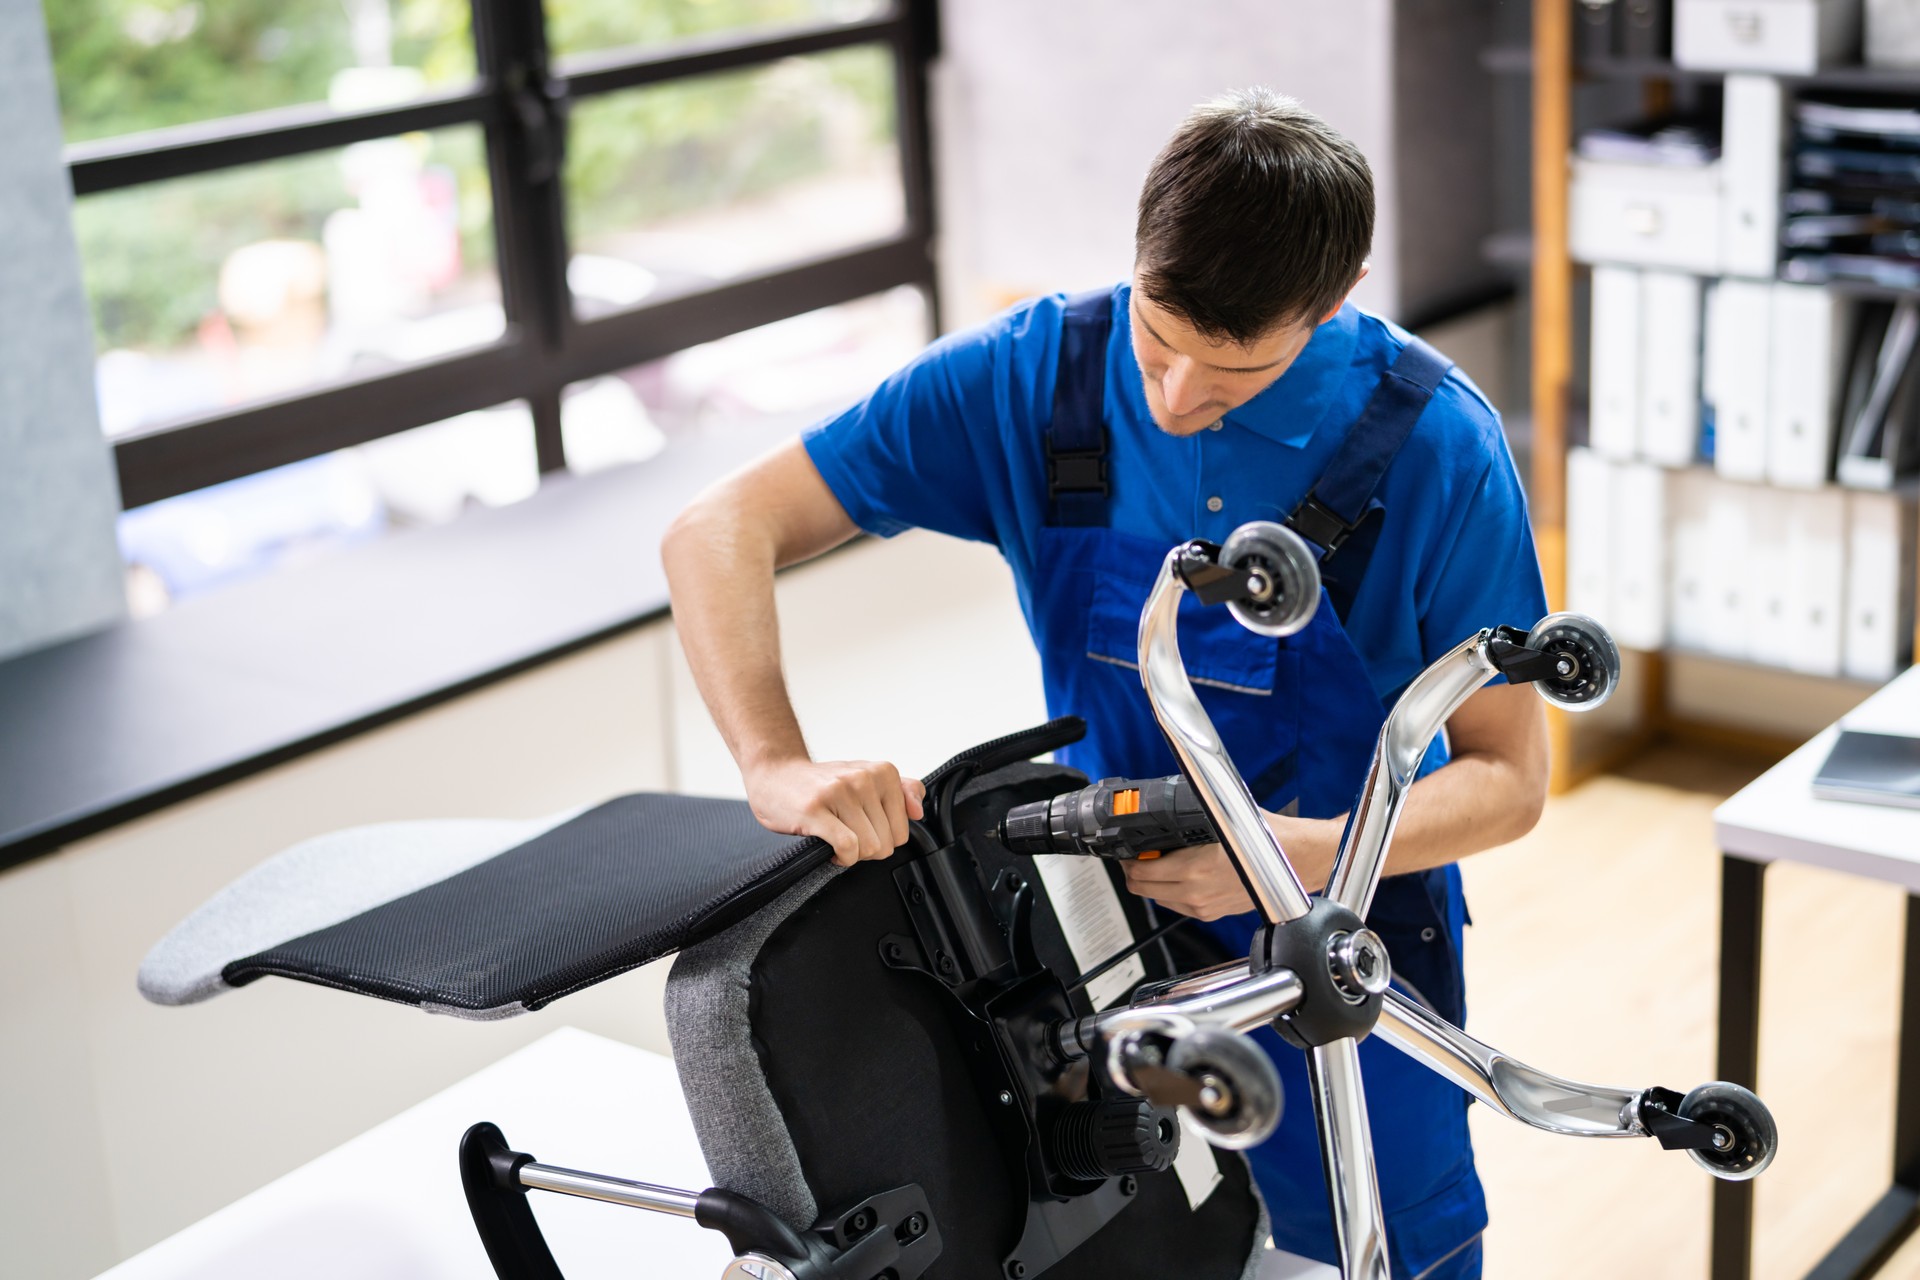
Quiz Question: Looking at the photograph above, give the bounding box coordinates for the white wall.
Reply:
[933,0,1399,328]
[931,0,1503,333]
[0,0,127,659]
[0,530,1045,1279]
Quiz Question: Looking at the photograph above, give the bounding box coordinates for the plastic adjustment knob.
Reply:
[1678,1082,1778,1181]
[1047,1098,1182,1181]
[722,1256,799,1280]
[1219,521,1321,638]
[1167,1028,1283,1150]
[1523,611,1621,712]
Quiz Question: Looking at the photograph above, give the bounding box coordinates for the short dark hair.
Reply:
[1134,88,1374,344]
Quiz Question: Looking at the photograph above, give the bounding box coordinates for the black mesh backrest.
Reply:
[744,763,1263,1279]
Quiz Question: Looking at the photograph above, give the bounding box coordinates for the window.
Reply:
[49,0,940,512]
[564,285,928,444]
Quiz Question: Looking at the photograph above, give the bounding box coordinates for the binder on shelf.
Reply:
[1610,460,1671,650]
[1704,475,1757,660]
[1836,299,1920,490]
[1590,266,1643,461]
[1844,489,1917,681]
[1766,283,1851,488]
[1622,0,1672,58]
[1639,271,1703,466]
[1578,0,1621,60]
[1669,467,1720,653]
[1745,483,1797,668]
[1706,278,1773,480]
[1784,487,1848,675]
[1721,75,1785,278]
[1567,447,1614,623]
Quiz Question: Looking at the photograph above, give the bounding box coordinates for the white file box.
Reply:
[1568,447,1616,623]
[1767,284,1850,488]
[1640,271,1704,466]
[1706,476,1759,659]
[1789,488,1848,674]
[1571,159,1724,274]
[1720,75,1786,277]
[1707,279,1774,481]
[1676,0,1862,73]
[1591,267,1645,461]
[1747,483,1799,667]
[1844,489,1917,681]
[1611,460,1672,650]
[1670,467,1722,653]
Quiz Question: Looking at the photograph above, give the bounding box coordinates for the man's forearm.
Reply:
[662,501,810,774]
[1362,746,1546,875]
[662,440,865,774]
[1260,751,1541,894]
[661,442,922,865]
[1260,685,1550,894]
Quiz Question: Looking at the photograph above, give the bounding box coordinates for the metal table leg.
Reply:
[1804,894,1920,1279]
[1713,855,1765,1280]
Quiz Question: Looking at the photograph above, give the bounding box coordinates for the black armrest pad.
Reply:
[207,717,1086,1017]
[225,795,824,1016]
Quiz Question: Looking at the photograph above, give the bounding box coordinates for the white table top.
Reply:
[96,1024,1334,1280]
[96,1028,734,1280]
[1713,664,1920,891]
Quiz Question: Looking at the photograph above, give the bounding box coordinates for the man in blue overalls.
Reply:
[664,89,1550,1279]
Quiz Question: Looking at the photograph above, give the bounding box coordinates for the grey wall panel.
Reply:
[0,0,127,661]
[1391,0,1503,326]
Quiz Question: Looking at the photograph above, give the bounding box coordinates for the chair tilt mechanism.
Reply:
[142,521,1780,1280]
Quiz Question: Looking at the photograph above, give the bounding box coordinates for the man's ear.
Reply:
[1319,262,1371,325]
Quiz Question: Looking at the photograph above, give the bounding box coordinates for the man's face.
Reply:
[1128,285,1344,438]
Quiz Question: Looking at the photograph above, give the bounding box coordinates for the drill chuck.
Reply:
[998,775,1218,860]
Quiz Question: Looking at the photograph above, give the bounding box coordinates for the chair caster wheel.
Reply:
[1220,521,1320,638]
[1524,612,1621,712]
[1680,1082,1778,1181]
[1166,1028,1283,1150]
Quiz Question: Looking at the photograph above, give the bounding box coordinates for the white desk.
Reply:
[95,1024,1330,1280]
[1709,666,1920,1280]
[95,1028,734,1280]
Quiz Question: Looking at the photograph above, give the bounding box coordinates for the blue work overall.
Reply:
[1031,292,1486,1278]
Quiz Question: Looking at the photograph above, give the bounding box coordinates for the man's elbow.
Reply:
[661,494,708,573]
[1506,738,1550,840]
[662,482,740,584]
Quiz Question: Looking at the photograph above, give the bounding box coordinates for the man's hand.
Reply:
[1122,812,1342,920]
[744,758,927,867]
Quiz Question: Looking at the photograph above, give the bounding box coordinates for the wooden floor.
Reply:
[1466,745,1920,1279]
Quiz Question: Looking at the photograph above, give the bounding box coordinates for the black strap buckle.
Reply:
[1047,448,1108,499]
[1285,494,1353,554]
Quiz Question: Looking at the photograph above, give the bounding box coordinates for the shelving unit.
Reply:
[1525,0,1920,790]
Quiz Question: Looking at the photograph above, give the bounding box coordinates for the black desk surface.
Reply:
[0,424,796,869]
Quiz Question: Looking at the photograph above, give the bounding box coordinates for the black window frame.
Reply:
[64,0,942,509]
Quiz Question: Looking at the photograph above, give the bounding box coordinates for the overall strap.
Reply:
[1047,288,1115,527]
[1285,336,1453,558]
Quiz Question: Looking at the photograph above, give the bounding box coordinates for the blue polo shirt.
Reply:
[804,284,1546,705]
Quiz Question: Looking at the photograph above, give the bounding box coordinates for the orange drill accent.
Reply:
[1113,788,1140,815]
[1137,850,1162,860]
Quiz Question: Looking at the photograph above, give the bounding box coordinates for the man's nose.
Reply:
[1161,357,1208,416]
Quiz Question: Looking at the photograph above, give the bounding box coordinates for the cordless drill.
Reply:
[998,775,1219,860]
